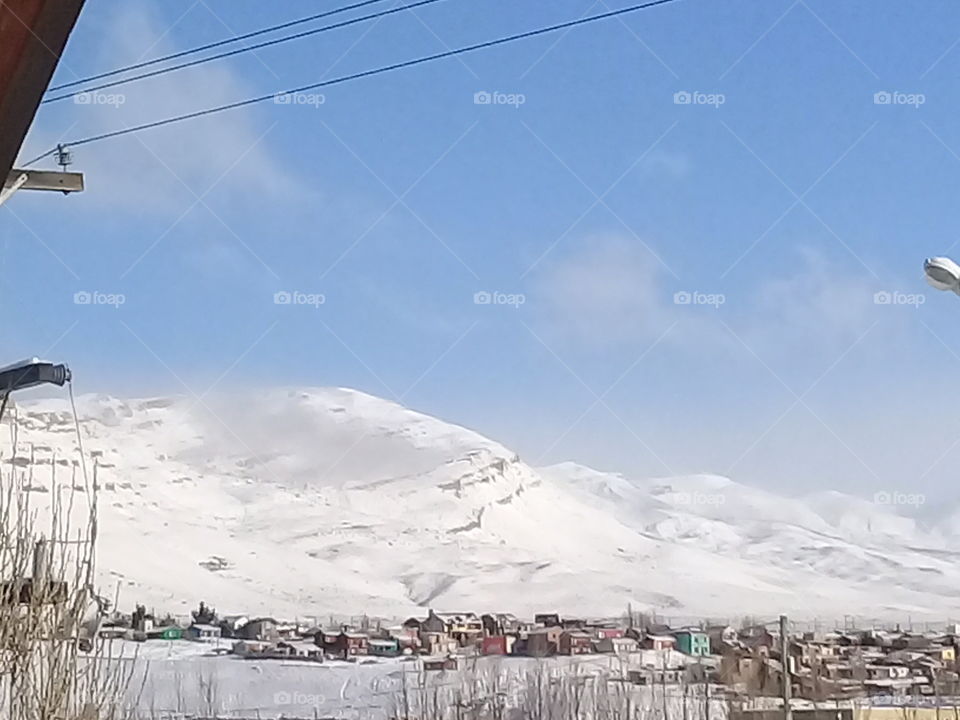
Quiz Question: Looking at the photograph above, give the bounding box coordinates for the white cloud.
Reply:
[742,247,895,356]
[21,3,307,218]
[533,235,679,348]
[532,238,919,365]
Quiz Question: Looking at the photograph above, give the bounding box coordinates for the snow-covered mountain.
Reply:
[5,388,958,621]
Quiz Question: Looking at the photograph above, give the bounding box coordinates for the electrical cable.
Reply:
[41,0,451,105]
[24,0,683,167]
[47,0,397,93]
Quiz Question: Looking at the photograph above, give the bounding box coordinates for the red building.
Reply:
[595,627,625,640]
[482,636,514,656]
[559,630,593,655]
[643,634,677,651]
[327,631,369,659]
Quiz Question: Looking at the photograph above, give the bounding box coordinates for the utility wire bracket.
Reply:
[0,172,28,207]
[1,169,84,208]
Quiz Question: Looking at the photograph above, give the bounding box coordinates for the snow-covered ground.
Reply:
[116,640,721,720]
[7,387,960,620]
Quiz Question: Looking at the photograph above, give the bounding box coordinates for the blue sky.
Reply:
[8,0,960,504]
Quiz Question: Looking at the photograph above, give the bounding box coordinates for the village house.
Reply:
[720,649,783,695]
[627,668,683,685]
[98,623,127,641]
[423,656,459,672]
[401,616,424,634]
[275,621,299,640]
[862,665,926,697]
[232,639,323,661]
[596,636,638,655]
[326,631,369,659]
[920,644,956,663]
[481,613,520,636]
[790,636,841,669]
[890,634,936,651]
[674,629,710,656]
[387,625,421,652]
[236,617,280,642]
[232,639,273,658]
[311,629,333,648]
[534,613,561,627]
[739,625,775,653]
[145,626,182,641]
[368,637,400,657]
[643,633,677,651]
[187,623,222,642]
[559,630,592,655]
[706,624,738,651]
[481,635,515,656]
[219,615,249,638]
[866,663,910,682]
[527,627,562,657]
[435,612,484,646]
[860,629,898,648]
[131,606,154,633]
[409,610,457,655]
[277,640,324,661]
[592,626,625,640]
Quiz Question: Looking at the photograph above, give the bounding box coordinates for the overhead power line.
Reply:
[25,0,683,166]
[42,0,450,105]
[47,0,395,93]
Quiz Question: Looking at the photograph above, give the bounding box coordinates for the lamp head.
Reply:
[924,256,960,293]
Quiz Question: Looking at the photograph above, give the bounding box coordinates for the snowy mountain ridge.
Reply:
[5,387,957,621]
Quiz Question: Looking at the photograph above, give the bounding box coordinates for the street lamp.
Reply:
[0,357,70,395]
[0,357,71,422]
[924,256,960,294]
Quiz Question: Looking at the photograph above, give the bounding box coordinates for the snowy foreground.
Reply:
[10,387,960,619]
[115,641,723,720]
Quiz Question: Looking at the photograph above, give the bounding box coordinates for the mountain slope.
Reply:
[5,388,956,621]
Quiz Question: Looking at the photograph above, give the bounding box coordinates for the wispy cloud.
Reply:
[22,3,305,218]
[532,234,681,348]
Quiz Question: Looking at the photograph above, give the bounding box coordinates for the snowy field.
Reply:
[114,641,724,720]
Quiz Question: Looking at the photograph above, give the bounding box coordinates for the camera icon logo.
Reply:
[673,291,692,305]
[873,91,892,105]
[274,290,292,305]
[474,91,492,105]
[74,291,91,305]
[673,91,692,105]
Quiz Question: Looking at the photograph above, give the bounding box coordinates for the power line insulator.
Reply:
[55,144,73,171]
